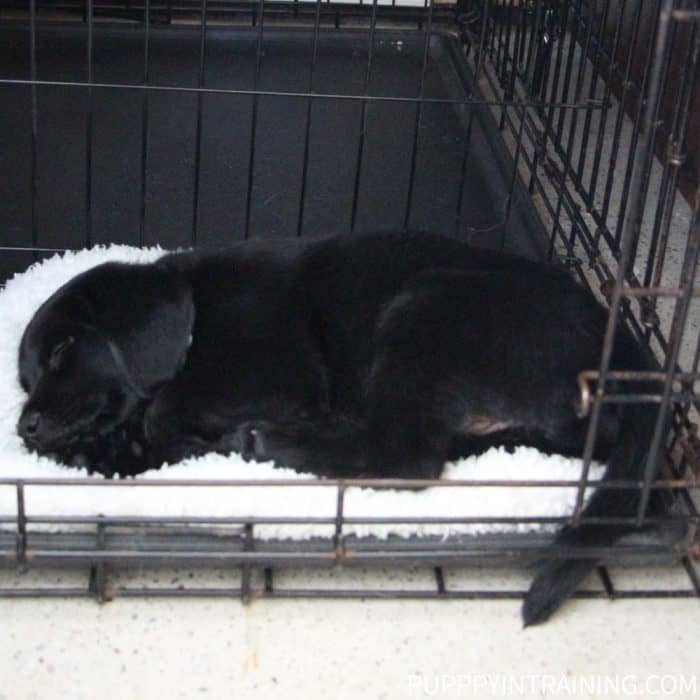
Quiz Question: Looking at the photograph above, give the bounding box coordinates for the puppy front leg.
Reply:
[143,385,196,468]
[67,415,150,478]
[143,384,244,468]
[223,418,368,478]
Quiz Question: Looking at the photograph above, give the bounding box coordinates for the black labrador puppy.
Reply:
[17,231,661,625]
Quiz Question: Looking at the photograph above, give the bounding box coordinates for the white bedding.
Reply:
[0,247,603,539]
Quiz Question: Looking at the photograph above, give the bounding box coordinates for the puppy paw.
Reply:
[69,452,91,470]
[224,421,272,461]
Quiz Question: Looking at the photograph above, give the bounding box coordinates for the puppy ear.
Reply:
[69,261,195,394]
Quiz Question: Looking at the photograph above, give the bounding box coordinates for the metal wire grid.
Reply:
[2,556,700,602]
[0,0,700,599]
[464,1,700,524]
[1,1,597,254]
[0,473,698,599]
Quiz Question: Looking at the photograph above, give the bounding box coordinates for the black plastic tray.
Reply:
[0,23,548,284]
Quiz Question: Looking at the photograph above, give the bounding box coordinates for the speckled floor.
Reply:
[2,591,700,699]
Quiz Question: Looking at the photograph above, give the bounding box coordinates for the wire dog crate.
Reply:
[0,0,700,603]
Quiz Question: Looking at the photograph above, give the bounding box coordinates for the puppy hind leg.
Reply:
[366,406,450,480]
[364,284,477,480]
[364,360,452,480]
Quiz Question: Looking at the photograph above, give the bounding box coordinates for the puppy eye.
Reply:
[48,336,75,371]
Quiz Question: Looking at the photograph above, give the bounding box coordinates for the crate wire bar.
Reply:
[0,0,700,600]
[1,475,699,600]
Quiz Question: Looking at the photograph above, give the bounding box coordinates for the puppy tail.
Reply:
[522,400,665,627]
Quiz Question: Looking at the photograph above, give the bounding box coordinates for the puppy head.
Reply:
[17,260,194,452]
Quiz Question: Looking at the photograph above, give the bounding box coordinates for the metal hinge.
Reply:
[529,1,562,98]
[680,422,700,481]
[599,278,614,304]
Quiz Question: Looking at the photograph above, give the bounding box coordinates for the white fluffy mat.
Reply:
[0,247,603,539]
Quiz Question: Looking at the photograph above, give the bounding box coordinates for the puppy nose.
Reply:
[18,410,42,439]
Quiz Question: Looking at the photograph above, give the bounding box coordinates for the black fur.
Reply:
[16,231,663,623]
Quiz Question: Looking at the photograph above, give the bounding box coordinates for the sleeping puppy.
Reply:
[16,231,663,624]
